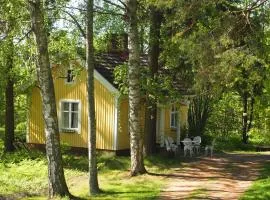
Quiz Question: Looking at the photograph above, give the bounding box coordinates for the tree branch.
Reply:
[103,0,125,10]
[64,6,86,12]
[95,10,125,17]
[0,34,8,42]
[62,10,86,38]
[232,0,269,13]
[247,0,269,11]
[116,0,127,9]
[16,28,32,44]
[94,5,125,16]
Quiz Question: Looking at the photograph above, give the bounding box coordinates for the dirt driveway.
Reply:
[159,152,270,200]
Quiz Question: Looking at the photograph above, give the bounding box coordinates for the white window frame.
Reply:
[65,69,75,84]
[170,104,179,129]
[59,99,81,133]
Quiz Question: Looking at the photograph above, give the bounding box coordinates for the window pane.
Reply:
[172,105,175,112]
[71,103,78,112]
[67,70,74,82]
[171,114,175,127]
[63,112,69,128]
[63,102,69,111]
[71,113,78,128]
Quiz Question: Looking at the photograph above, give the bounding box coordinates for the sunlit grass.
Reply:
[240,162,270,200]
[0,135,171,200]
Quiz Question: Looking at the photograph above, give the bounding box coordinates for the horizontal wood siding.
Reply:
[28,66,115,150]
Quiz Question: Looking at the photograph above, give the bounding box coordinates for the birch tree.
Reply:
[86,0,100,194]
[27,0,71,198]
[126,0,146,176]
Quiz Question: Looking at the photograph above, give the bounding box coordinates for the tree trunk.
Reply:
[4,39,15,152]
[247,96,255,132]
[28,0,70,198]
[242,92,248,144]
[144,98,157,155]
[126,0,146,176]
[188,95,211,137]
[144,6,162,155]
[86,0,100,194]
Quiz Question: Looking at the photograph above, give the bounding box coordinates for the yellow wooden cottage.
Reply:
[27,53,189,153]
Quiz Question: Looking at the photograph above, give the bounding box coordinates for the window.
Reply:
[60,100,80,132]
[170,104,179,129]
[66,69,74,83]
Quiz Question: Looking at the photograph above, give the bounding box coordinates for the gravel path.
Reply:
[159,152,270,200]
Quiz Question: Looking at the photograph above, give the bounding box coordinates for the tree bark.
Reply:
[144,6,162,155]
[126,0,146,176]
[28,0,70,198]
[86,0,100,194]
[4,39,15,152]
[242,92,249,144]
[247,96,255,132]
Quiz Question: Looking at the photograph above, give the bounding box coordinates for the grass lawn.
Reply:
[240,162,270,200]
[0,129,179,200]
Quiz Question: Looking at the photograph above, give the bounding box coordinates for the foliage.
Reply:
[49,29,79,65]
[153,0,270,144]
[0,0,35,129]
[114,62,183,104]
[93,1,126,52]
[214,136,255,151]
[205,92,242,140]
[188,95,212,137]
[114,63,129,95]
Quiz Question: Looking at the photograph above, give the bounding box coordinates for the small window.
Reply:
[170,104,179,129]
[66,69,74,83]
[60,100,80,132]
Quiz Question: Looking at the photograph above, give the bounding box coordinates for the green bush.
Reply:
[249,128,270,145]
[211,135,255,151]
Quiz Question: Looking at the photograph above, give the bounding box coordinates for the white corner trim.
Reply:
[77,58,119,94]
[113,96,119,150]
[160,108,165,147]
[94,69,119,94]
[176,113,181,145]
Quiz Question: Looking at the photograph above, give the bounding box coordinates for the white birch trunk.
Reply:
[126,0,146,176]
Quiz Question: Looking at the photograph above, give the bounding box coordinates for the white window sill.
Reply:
[60,128,79,133]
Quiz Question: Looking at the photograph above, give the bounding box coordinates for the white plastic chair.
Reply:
[193,136,201,154]
[205,139,216,157]
[182,138,193,157]
[165,137,178,154]
[168,137,178,152]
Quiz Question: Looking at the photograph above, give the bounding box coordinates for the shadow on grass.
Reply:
[92,190,158,200]
[0,149,46,164]
[145,152,202,171]
[63,153,130,173]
